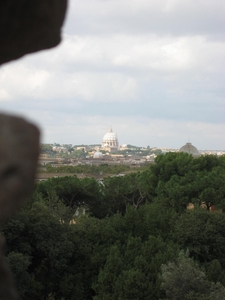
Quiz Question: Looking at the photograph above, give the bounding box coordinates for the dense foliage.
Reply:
[44,163,133,175]
[2,153,225,299]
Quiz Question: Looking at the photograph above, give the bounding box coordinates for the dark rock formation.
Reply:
[0,0,68,65]
[0,115,40,300]
[0,114,40,223]
[0,1,68,298]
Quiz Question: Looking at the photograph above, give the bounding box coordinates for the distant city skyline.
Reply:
[0,0,224,150]
[46,134,224,152]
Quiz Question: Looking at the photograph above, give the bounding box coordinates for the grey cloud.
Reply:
[0,0,224,149]
[65,0,225,37]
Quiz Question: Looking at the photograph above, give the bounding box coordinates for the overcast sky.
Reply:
[0,0,225,149]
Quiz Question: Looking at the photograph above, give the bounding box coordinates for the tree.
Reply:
[93,233,179,300]
[3,201,87,300]
[173,209,225,264]
[151,152,194,183]
[102,172,151,216]
[36,176,103,217]
[149,153,225,212]
[160,251,225,300]
[206,259,225,286]
[7,252,33,299]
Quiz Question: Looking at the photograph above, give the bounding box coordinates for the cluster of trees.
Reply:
[151,153,225,212]
[40,144,57,156]
[44,164,133,176]
[2,153,225,299]
[113,145,162,156]
[40,144,87,158]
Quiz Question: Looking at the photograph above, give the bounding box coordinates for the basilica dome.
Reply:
[179,142,200,157]
[102,127,119,149]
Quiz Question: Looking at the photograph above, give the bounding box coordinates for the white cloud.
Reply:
[25,112,224,149]
[0,0,224,149]
[0,63,51,100]
[2,33,224,100]
[0,89,11,101]
[66,0,225,37]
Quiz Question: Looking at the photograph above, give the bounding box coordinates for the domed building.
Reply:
[179,142,200,157]
[93,149,103,159]
[102,127,119,151]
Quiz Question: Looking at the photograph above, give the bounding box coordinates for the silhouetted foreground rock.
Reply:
[0,0,68,65]
[0,0,68,298]
[0,115,40,300]
[0,114,40,223]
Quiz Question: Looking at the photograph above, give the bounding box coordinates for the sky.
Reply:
[0,0,225,149]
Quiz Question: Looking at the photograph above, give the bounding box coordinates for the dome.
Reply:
[93,150,103,158]
[102,127,119,148]
[179,142,200,157]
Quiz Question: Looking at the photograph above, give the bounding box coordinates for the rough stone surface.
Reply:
[0,0,67,65]
[0,114,40,223]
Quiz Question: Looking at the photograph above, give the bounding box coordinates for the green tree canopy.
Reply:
[161,251,225,300]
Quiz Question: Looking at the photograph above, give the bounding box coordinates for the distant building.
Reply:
[102,127,119,151]
[93,149,104,159]
[52,146,67,153]
[179,142,200,157]
[76,146,87,151]
[39,153,48,159]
